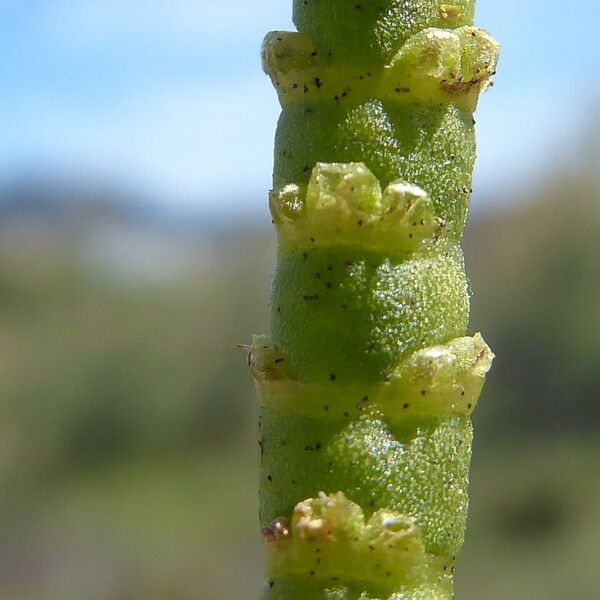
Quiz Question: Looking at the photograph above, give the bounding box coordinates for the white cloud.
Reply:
[1,72,280,209]
[473,84,586,212]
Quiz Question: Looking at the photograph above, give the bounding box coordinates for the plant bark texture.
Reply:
[251,2,499,598]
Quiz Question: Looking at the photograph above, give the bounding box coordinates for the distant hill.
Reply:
[465,168,600,436]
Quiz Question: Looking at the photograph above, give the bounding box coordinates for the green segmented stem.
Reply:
[252,2,499,599]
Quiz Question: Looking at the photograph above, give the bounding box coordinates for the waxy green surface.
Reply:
[254,2,499,598]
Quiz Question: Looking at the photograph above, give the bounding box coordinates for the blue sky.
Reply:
[1,1,598,215]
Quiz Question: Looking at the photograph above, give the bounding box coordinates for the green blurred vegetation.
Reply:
[0,148,598,599]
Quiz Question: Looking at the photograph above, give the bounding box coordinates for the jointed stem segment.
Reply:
[252,2,499,598]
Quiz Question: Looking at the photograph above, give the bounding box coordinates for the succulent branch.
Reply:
[249,2,499,598]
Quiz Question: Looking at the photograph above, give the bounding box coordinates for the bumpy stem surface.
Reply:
[252,2,499,598]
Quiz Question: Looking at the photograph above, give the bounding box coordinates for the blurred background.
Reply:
[1,1,599,599]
